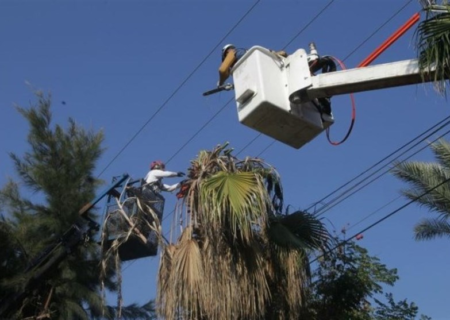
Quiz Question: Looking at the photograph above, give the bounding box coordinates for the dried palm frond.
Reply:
[157,228,206,320]
[156,244,176,319]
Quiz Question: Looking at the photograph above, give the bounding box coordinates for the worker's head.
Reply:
[150,160,165,170]
[222,44,235,61]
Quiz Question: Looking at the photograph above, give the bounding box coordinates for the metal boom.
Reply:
[304,59,435,100]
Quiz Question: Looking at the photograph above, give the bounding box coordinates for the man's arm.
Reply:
[161,182,181,192]
[151,169,179,179]
[218,49,237,86]
[272,50,288,57]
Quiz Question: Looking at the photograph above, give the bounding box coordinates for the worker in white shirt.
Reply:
[143,160,185,193]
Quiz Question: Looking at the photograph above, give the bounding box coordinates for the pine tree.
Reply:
[0,92,155,319]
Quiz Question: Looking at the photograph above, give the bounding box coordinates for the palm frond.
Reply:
[200,171,269,244]
[415,5,450,94]
[414,217,450,240]
[430,139,450,169]
[391,161,450,217]
[268,248,309,318]
[159,227,206,320]
[268,211,329,250]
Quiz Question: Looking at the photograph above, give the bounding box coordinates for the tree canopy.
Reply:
[0,92,155,319]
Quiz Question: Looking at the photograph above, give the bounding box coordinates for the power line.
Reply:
[347,195,402,232]
[160,0,338,230]
[97,0,261,177]
[236,133,261,156]
[248,0,416,158]
[319,127,450,232]
[129,124,450,273]
[312,121,450,217]
[165,0,337,165]
[160,0,417,241]
[165,98,233,164]
[124,0,417,271]
[133,0,416,239]
[118,2,263,275]
[282,0,336,51]
[310,174,450,264]
[341,0,415,62]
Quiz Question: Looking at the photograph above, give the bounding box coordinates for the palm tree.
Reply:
[391,139,450,241]
[156,143,328,320]
[415,1,450,94]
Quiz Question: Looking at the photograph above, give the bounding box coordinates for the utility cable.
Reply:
[313,119,450,217]
[97,0,261,177]
[161,0,338,228]
[317,128,450,234]
[166,0,337,163]
[346,195,402,232]
[306,115,450,212]
[323,56,356,146]
[125,0,417,272]
[310,174,450,264]
[341,0,414,63]
[165,100,232,164]
[252,0,415,157]
[128,0,416,254]
[119,2,262,275]
[282,0,336,51]
[236,0,338,156]
[121,0,336,277]
[125,0,415,269]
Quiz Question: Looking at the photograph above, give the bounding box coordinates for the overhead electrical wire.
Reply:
[310,174,450,264]
[341,0,415,63]
[316,127,450,237]
[166,0,337,163]
[114,0,414,182]
[163,0,416,235]
[306,116,450,213]
[118,1,262,274]
[312,117,450,218]
[123,0,417,271]
[252,0,415,157]
[97,0,262,177]
[122,1,340,274]
[158,121,450,272]
[160,0,338,231]
[346,195,402,232]
[316,127,450,219]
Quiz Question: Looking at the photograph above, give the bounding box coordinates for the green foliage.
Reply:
[268,210,328,250]
[415,2,450,95]
[0,92,155,319]
[374,293,420,320]
[304,234,429,320]
[392,139,450,241]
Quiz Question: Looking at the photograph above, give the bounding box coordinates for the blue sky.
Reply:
[1,0,449,318]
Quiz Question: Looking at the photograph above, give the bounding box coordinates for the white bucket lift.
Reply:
[231,46,333,149]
